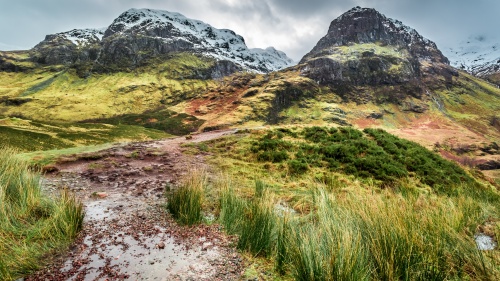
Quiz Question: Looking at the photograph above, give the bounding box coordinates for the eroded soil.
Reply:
[28,130,244,281]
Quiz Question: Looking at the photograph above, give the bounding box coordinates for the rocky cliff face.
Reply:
[32,28,104,65]
[29,8,294,78]
[299,6,455,102]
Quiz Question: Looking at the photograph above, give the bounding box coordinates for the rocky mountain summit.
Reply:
[299,6,454,104]
[30,8,294,77]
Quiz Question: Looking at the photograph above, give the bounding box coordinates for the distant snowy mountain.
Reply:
[31,8,294,74]
[444,35,500,77]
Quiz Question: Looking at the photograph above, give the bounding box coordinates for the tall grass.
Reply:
[219,186,247,235]
[218,181,498,280]
[0,147,84,280]
[283,190,492,280]
[220,181,278,257]
[166,170,205,225]
[237,192,277,257]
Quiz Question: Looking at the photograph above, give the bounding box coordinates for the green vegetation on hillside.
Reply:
[0,148,83,280]
[87,108,204,136]
[0,117,168,152]
[326,42,409,62]
[213,127,487,196]
[169,127,500,280]
[438,72,500,138]
[0,53,216,122]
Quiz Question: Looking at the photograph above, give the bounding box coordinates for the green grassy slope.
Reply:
[182,127,500,280]
[0,53,218,151]
[0,53,216,122]
[0,117,168,152]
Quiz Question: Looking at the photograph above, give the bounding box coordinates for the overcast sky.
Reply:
[0,0,498,61]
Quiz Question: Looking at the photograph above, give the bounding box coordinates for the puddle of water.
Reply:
[84,194,145,222]
[85,201,115,221]
[63,232,219,280]
[64,202,221,281]
[274,202,296,217]
[475,233,497,250]
[59,189,224,280]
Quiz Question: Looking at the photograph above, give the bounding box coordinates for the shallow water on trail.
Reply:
[475,233,497,250]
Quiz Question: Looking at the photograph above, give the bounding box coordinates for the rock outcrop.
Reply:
[299,6,456,103]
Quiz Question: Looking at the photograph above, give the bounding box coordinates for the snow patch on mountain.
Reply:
[444,35,500,76]
[385,19,433,46]
[105,8,294,72]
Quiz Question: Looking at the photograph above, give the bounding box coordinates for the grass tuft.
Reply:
[166,170,205,225]
[0,147,84,280]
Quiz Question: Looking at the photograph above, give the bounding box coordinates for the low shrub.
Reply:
[250,127,481,192]
[287,159,309,175]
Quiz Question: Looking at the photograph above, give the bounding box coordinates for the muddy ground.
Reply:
[27,130,245,281]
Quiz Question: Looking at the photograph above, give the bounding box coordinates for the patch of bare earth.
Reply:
[27,130,243,281]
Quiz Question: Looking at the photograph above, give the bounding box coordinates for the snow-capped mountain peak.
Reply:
[32,8,295,74]
[102,8,294,73]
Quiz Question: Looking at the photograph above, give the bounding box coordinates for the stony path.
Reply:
[27,130,243,281]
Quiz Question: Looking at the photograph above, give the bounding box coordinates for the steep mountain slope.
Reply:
[444,35,500,86]
[170,7,499,170]
[29,8,294,77]
[299,7,454,104]
[0,7,498,176]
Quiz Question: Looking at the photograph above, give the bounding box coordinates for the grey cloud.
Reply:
[0,0,499,61]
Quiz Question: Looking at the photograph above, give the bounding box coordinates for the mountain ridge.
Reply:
[296,6,456,110]
[300,6,448,65]
[0,6,498,170]
[29,8,294,77]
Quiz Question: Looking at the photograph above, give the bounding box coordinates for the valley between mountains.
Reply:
[0,6,499,281]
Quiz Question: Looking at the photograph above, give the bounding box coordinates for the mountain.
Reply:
[444,35,500,85]
[299,6,455,105]
[176,7,498,167]
[29,8,294,77]
[0,7,498,174]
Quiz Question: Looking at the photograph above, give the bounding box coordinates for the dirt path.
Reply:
[27,129,243,281]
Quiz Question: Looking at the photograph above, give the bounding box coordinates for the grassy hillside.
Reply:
[178,68,500,143]
[0,117,168,152]
[173,127,500,280]
[2,51,499,141]
[1,51,498,180]
[0,53,217,151]
[436,72,500,138]
[203,127,496,198]
[0,53,216,122]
